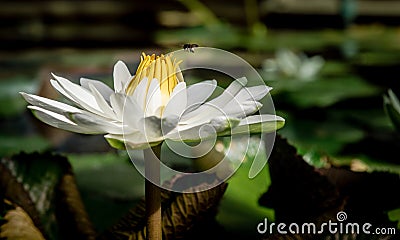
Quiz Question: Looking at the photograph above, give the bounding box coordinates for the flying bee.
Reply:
[183,43,199,53]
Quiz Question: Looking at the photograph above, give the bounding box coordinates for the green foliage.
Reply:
[100,176,228,240]
[217,137,274,238]
[0,152,64,239]
[384,89,400,132]
[0,135,50,157]
[0,152,96,239]
[388,208,400,229]
[0,76,38,117]
[279,113,365,159]
[268,76,379,108]
[68,152,144,232]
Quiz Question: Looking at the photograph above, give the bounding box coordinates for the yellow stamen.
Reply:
[125,53,183,109]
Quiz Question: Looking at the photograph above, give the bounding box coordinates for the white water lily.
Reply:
[262,49,325,81]
[20,53,285,150]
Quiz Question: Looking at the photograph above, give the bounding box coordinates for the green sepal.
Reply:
[218,118,285,137]
[106,138,126,150]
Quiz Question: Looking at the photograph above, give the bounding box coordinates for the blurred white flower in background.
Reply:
[262,48,325,81]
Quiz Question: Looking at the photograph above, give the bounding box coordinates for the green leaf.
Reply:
[100,176,228,240]
[0,135,50,157]
[68,152,145,232]
[216,136,274,238]
[0,152,96,239]
[388,208,400,229]
[269,75,379,108]
[278,112,365,158]
[0,76,38,117]
[384,89,400,132]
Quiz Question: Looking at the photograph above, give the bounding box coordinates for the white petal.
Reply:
[28,106,95,134]
[222,101,263,118]
[52,74,104,115]
[179,102,222,126]
[238,114,285,125]
[80,77,114,99]
[161,116,179,134]
[105,132,163,150]
[144,79,162,117]
[262,59,278,73]
[132,77,150,110]
[276,49,300,76]
[208,77,247,107]
[110,93,125,121]
[186,80,217,109]
[210,116,240,132]
[180,77,247,124]
[113,60,132,92]
[234,85,272,102]
[20,92,82,114]
[50,79,74,101]
[298,56,324,80]
[88,83,115,118]
[163,82,187,118]
[138,116,162,138]
[122,95,143,131]
[67,112,124,134]
[166,123,217,142]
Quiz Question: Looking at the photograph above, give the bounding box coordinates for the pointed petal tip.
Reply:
[236,77,248,86]
[50,72,59,79]
[114,60,128,70]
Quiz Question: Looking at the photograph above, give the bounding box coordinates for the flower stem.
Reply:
[144,145,162,240]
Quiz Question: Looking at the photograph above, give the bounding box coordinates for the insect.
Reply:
[183,43,199,53]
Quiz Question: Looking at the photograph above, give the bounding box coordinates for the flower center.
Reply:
[126,53,184,107]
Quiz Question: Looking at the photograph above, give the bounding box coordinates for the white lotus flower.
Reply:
[262,49,325,81]
[20,53,285,149]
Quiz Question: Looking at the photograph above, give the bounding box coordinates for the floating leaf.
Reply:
[269,75,379,108]
[0,152,96,239]
[68,152,144,232]
[0,135,50,157]
[216,136,274,239]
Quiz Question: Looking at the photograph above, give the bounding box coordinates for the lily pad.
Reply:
[0,152,96,239]
[68,152,144,232]
[268,75,380,108]
[216,136,274,239]
[0,135,50,157]
[278,112,365,159]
